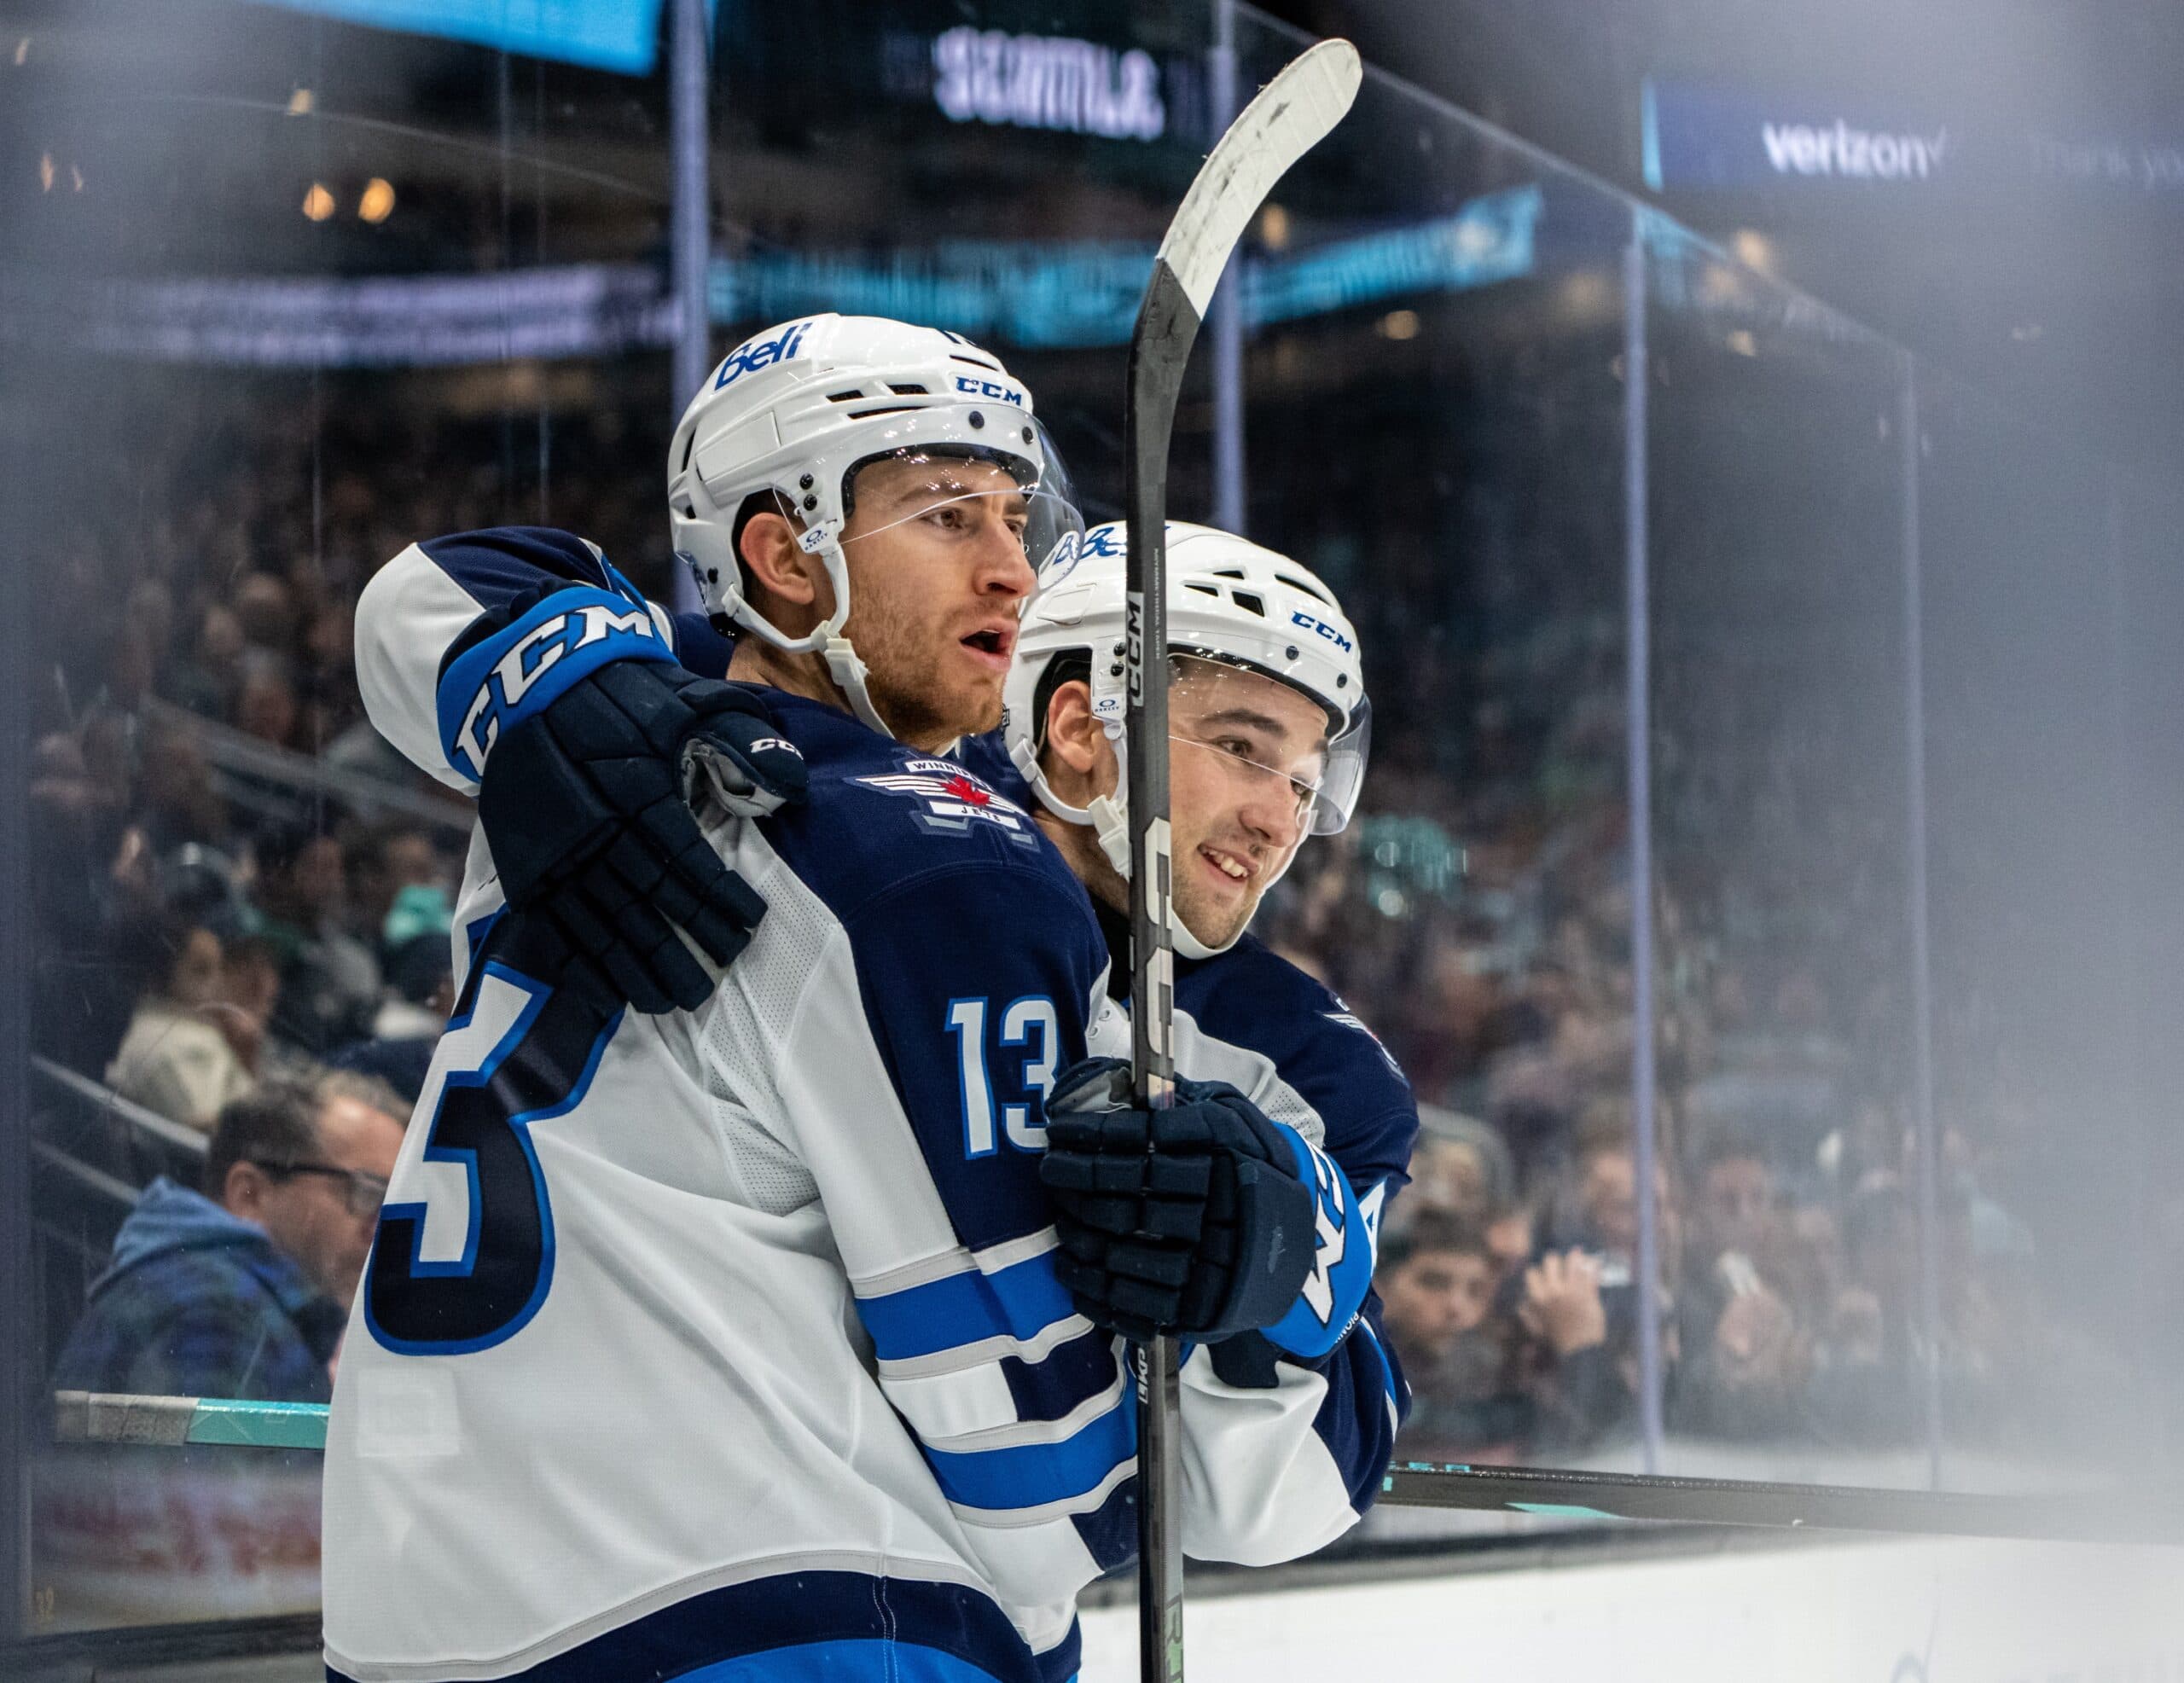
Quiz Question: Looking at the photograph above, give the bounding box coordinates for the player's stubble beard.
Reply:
[855,626,1006,750]
[1034,799,1272,955]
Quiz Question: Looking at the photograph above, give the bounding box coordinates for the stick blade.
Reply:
[1155,38,1362,316]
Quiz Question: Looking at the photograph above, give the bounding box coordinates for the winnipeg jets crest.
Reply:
[857,760,1039,848]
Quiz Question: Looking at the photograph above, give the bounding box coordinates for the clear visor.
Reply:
[1165,655,1370,839]
[838,437,1084,583]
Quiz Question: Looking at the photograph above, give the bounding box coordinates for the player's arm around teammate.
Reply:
[331,319,1136,1683]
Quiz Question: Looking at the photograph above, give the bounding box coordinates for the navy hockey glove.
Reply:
[477,651,806,1017]
[1038,1059,1318,1344]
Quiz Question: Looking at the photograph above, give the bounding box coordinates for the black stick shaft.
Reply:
[1124,258,1200,1683]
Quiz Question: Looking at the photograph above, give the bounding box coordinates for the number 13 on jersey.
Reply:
[945,995,1059,1158]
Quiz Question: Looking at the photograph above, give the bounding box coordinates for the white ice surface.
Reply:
[1078,1532,2184,1681]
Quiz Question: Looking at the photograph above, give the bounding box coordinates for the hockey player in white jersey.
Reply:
[325,315,1405,1683]
[965,519,1413,1460]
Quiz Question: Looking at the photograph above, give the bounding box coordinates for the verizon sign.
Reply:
[1759,119,1950,181]
[1645,81,1956,191]
[932,27,1165,142]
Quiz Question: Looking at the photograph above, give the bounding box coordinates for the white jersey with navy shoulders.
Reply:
[956,731,1416,1528]
[327,528,1414,1683]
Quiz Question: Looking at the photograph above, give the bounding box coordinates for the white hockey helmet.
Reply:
[1002,520,1370,956]
[669,313,1082,736]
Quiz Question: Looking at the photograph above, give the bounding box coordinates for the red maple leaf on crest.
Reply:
[941,774,991,806]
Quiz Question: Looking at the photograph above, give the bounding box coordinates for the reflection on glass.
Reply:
[9,0,2182,1650]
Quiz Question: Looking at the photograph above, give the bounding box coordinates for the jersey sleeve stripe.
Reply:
[954,1457,1136,1533]
[853,1246,1076,1363]
[873,1312,1092,1379]
[882,1324,1118,1440]
[916,1373,1127,1455]
[921,1390,1134,1512]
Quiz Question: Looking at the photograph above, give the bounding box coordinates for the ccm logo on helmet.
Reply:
[714,320,813,390]
[1291,609,1354,653]
[955,374,1025,404]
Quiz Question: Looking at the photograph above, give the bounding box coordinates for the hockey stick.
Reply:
[1378,1460,2184,1547]
[1122,37,1362,1683]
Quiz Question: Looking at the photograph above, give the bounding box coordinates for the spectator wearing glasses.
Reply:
[54,1070,405,1402]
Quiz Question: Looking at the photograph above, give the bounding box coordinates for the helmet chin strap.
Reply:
[818,626,892,737]
[807,533,897,740]
[737,525,898,740]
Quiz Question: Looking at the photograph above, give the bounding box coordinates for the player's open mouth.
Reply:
[1200,846,1254,886]
[961,625,1014,668]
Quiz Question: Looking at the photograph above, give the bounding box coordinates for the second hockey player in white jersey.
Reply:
[324,316,1408,1683]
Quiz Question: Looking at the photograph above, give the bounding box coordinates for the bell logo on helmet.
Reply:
[1040,530,1086,587]
[953,374,1025,405]
[1290,608,1354,653]
[713,320,813,390]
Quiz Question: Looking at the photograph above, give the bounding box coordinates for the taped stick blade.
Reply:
[1155,38,1362,316]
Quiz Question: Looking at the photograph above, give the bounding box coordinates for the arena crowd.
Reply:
[26,378,2155,1469]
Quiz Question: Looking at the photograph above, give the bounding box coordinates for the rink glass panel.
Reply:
[6,0,2182,1653]
[5,0,681,1639]
[1641,233,1934,1483]
[1912,374,2183,1487]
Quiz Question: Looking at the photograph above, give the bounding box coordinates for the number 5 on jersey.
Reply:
[946,995,1059,1158]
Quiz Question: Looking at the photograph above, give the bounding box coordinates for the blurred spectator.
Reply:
[343,824,444,954]
[136,721,230,851]
[235,648,302,751]
[1377,1212,1531,1460]
[171,601,246,719]
[1403,1104,1516,1225]
[30,726,152,1075]
[1542,1111,1681,1276]
[1804,1177,1922,1443]
[1484,1202,1536,1286]
[1518,1119,1687,1449]
[233,571,299,653]
[53,1071,404,1402]
[1674,1136,1813,1440]
[251,822,380,1054]
[1514,1242,1661,1454]
[328,932,454,1105]
[105,917,257,1133]
[218,930,287,1081]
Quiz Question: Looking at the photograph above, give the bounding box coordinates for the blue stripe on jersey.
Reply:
[436,584,674,782]
[322,1568,1073,1683]
[857,1248,1076,1362]
[923,1391,1135,1512]
[678,1639,1011,1683]
[1066,1464,1141,1571]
